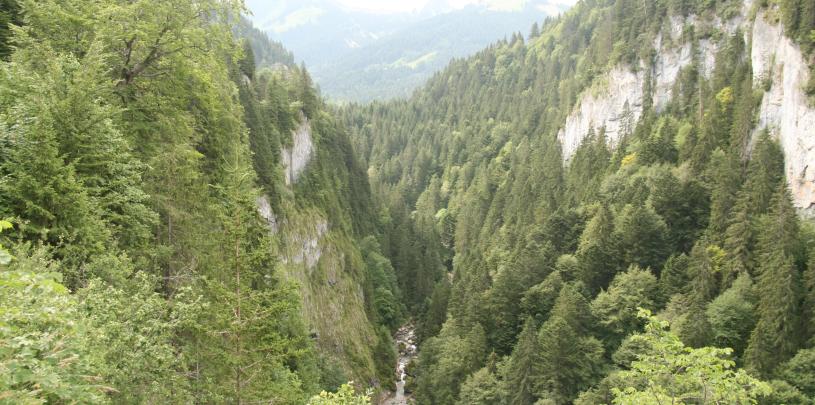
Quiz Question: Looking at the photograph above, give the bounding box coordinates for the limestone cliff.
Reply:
[752,10,815,216]
[257,195,381,386]
[258,112,383,385]
[558,0,815,215]
[558,13,724,161]
[281,117,315,186]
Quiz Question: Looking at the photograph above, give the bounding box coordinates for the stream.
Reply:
[381,324,417,405]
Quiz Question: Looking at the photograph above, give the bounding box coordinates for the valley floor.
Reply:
[381,324,418,405]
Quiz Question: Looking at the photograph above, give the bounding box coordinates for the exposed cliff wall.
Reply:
[557,65,644,160]
[258,197,380,385]
[752,10,815,216]
[558,0,815,214]
[257,107,385,385]
[557,14,722,161]
[281,117,315,185]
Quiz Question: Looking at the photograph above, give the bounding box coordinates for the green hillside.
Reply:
[342,0,815,403]
[0,0,398,403]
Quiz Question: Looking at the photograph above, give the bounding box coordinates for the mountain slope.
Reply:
[247,0,575,102]
[0,0,400,402]
[310,4,567,102]
[237,61,405,390]
[2,0,815,403]
[343,0,815,402]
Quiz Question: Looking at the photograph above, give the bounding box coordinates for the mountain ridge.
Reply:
[247,0,575,102]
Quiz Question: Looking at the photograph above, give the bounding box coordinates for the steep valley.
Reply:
[342,0,815,403]
[1,0,815,404]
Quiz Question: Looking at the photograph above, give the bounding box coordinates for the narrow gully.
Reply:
[381,324,417,405]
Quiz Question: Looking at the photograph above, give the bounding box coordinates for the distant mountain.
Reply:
[246,0,574,102]
[234,16,295,68]
[246,0,423,68]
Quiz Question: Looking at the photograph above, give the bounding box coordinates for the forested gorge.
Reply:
[342,0,815,403]
[1,0,815,404]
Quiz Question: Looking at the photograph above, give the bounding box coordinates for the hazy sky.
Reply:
[247,0,577,16]
[332,0,527,13]
[246,0,577,33]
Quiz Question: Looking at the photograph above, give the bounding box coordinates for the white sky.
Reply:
[248,0,577,16]
[332,0,580,13]
[334,0,525,13]
[247,0,578,33]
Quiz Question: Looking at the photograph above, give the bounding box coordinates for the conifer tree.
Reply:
[533,315,604,403]
[673,240,720,347]
[521,270,564,323]
[723,198,754,277]
[0,48,114,285]
[659,253,690,303]
[745,185,804,377]
[529,22,541,39]
[0,1,18,60]
[707,149,743,244]
[505,318,540,405]
[298,64,320,118]
[487,241,555,354]
[742,132,785,215]
[804,254,815,343]
[615,204,670,272]
[576,205,621,293]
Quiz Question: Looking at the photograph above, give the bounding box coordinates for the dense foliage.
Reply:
[1,0,813,403]
[0,0,396,402]
[343,0,815,403]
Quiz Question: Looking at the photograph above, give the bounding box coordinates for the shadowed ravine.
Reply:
[382,324,417,405]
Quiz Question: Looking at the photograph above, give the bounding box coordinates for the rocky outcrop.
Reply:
[285,220,328,270]
[752,11,815,216]
[281,117,314,185]
[277,209,377,384]
[557,66,644,160]
[256,199,379,382]
[557,13,721,162]
[557,1,815,215]
[256,195,279,234]
[256,196,327,270]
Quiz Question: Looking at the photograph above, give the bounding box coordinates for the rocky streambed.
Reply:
[381,324,417,405]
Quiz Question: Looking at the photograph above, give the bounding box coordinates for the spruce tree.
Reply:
[723,197,754,277]
[674,241,719,347]
[745,186,804,377]
[659,253,690,303]
[529,22,541,39]
[576,205,621,293]
[804,254,815,343]
[707,149,743,244]
[533,315,604,403]
[0,50,114,285]
[614,204,670,272]
[506,318,541,405]
[742,132,785,215]
[0,0,19,60]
